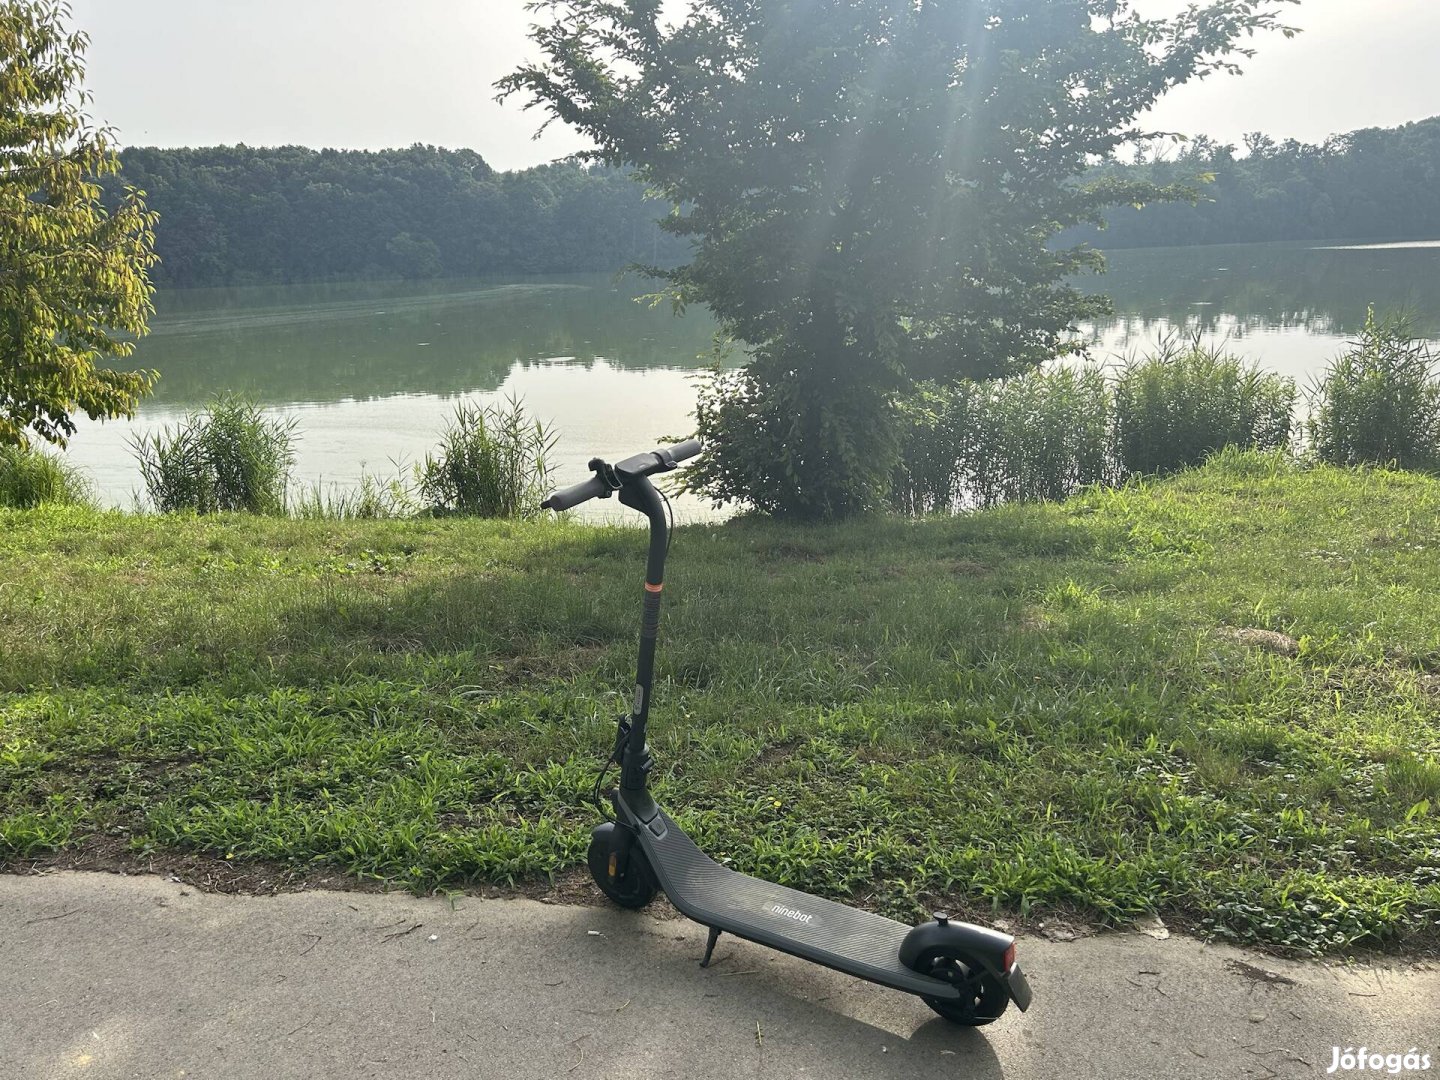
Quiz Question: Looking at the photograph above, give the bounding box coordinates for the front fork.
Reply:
[601,723,653,880]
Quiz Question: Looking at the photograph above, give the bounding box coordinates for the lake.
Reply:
[67,240,1440,517]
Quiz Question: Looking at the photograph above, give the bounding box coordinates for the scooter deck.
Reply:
[632,808,960,999]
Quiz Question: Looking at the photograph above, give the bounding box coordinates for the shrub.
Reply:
[1112,339,1296,477]
[1308,310,1440,470]
[131,395,297,514]
[0,445,93,509]
[891,382,971,515]
[892,366,1117,513]
[417,396,557,518]
[682,362,899,518]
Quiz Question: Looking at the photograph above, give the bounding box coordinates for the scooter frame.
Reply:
[542,441,1032,1023]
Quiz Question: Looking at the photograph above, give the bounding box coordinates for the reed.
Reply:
[417,396,558,518]
[1308,309,1440,470]
[131,395,297,514]
[0,445,93,509]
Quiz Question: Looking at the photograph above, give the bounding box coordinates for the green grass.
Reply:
[0,444,94,510]
[2,449,1439,955]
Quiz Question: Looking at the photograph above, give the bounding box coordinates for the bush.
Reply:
[893,343,1299,515]
[892,367,1118,513]
[131,395,297,514]
[0,445,93,509]
[1112,339,1296,477]
[682,360,900,519]
[891,383,970,516]
[1308,310,1440,470]
[418,396,557,518]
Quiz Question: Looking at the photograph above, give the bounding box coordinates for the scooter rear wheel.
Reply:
[912,946,1010,1026]
[587,823,659,909]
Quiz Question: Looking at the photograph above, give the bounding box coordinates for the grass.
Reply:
[2,449,1439,956]
[0,444,94,510]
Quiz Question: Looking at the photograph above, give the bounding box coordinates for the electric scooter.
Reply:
[541,439,1032,1025]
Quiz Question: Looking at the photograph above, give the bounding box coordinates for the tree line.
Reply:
[110,145,689,286]
[1074,115,1440,249]
[113,114,1440,294]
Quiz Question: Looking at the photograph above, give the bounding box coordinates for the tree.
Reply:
[0,1,158,448]
[502,0,1296,517]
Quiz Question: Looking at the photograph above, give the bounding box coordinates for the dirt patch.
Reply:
[1218,627,1300,657]
[757,541,827,563]
[753,737,801,769]
[485,645,609,685]
[948,559,991,577]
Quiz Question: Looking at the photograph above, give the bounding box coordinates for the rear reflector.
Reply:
[1003,942,1016,972]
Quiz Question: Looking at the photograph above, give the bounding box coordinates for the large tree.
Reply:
[0,0,158,448]
[503,0,1295,516]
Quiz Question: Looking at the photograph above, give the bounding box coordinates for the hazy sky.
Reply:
[69,0,1440,172]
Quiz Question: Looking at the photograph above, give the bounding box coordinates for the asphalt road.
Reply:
[1,872,1435,1079]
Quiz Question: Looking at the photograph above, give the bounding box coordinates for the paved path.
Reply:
[1,872,1435,1079]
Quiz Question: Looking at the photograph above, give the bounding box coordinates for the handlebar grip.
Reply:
[667,438,702,463]
[541,472,611,512]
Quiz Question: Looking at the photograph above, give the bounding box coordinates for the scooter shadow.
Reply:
[585,906,1008,1079]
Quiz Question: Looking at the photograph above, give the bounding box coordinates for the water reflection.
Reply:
[138,275,720,406]
[1086,240,1440,341]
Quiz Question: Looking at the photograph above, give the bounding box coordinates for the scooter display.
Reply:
[541,439,1032,1025]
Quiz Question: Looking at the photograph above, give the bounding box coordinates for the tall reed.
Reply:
[418,396,558,518]
[291,470,419,520]
[131,395,297,514]
[893,366,1118,513]
[1111,338,1295,477]
[1308,310,1440,470]
[0,445,94,509]
[894,340,1297,515]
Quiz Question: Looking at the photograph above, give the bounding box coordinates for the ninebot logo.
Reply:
[767,902,815,924]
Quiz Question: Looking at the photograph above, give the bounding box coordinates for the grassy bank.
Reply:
[2,450,1438,955]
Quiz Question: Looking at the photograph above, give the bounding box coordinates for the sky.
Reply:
[68,0,1440,172]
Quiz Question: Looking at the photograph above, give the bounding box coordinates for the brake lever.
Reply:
[588,457,622,496]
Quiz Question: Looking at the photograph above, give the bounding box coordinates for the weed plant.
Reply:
[418,396,557,518]
[131,395,297,514]
[0,445,93,509]
[1308,309,1440,470]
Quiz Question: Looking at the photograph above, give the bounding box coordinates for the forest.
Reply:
[111,145,687,286]
[1073,115,1440,248]
[113,115,1440,289]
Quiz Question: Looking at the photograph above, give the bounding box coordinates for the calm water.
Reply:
[67,240,1440,517]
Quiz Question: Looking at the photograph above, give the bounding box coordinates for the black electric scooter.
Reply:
[542,439,1032,1026]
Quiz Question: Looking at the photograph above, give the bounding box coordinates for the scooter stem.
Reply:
[617,475,668,793]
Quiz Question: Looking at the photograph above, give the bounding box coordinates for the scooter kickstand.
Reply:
[699,926,721,968]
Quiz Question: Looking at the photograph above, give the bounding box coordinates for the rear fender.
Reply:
[900,917,1032,1011]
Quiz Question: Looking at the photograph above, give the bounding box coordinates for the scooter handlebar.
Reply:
[668,439,703,463]
[541,472,613,512]
[541,439,703,512]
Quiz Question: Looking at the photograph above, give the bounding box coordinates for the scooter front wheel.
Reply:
[911,946,1010,1026]
[587,823,659,909]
